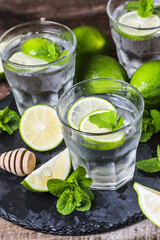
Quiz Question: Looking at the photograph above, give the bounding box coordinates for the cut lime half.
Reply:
[134,182,160,227]
[19,105,63,151]
[118,11,160,38]
[67,96,116,130]
[21,148,71,192]
[79,109,125,150]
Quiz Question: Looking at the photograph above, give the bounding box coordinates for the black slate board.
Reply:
[0,93,159,235]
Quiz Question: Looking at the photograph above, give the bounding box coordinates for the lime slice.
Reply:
[19,105,63,151]
[134,182,160,227]
[67,96,116,130]
[0,59,5,81]
[79,109,125,149]
[118,11,160,38]
[9,52,48,65]
[21,148,71,192]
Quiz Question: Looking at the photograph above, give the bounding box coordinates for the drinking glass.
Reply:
[0,20,76,115]
[57,78,144,190]
[107,0,160,78]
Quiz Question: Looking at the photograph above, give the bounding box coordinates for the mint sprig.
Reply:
[47,166,94,215]
[0,107,20,135]
[136,145,160,172]
[140,109,160,143]
[89,111,124,131]
[21,37,68,63]
[125,0,155,18]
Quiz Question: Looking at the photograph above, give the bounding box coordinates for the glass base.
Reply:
[90,173,134,190]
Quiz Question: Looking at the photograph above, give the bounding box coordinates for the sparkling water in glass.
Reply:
[107,0,160,78]
[0,21,76,115]
[57,78,144,190]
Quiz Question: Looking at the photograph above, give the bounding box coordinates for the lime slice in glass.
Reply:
[79,109,125,149]
[21,148,71,192]
[19,105,63,151]
[118,11,160,38]
[134,182,160,227]
[67,96,116,130]
[9,52,48,65]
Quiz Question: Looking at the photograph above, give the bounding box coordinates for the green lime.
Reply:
[0,59,5,81]
[118,11,160,40]
[130,60,160,109]
[133,182,160,227]
[67,96,116,130]
[19,105,63,151]
[21,148,71,192]
[77,55,128,82]
[73,25,110,82]
[79,109,125,150]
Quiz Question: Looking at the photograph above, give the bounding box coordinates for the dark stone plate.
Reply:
[0,93,159,235]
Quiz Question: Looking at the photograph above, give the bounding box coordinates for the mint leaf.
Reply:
[81,187,95,201]
[75,188,91,211]
[138,0,154,18]
[140,109,160,143]
[125,1,140,11]
[21,37,61,62]
[47,179,70,197]
[89,111,116,129]
[57,190,77,215]
[136,157,160,172]
[0,107,20,135]
[47,165,94,215]
[150,109,160,133]
[157,145,160,161]
[67,165,86,183]
[113,116,124,131]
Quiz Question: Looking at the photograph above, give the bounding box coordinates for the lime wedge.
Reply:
[118,11,160,38]
[19,105,63,151]
[134,182,160,227]
[79,109,125,150]
[67,96,116,130]
[21,148,71,192]
[9,52,47,65]
[0,59,5,81]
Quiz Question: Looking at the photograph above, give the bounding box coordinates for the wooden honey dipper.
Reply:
[0,148,36,177]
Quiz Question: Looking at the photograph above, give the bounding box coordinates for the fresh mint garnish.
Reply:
[21,37,68,63]
[125,1,140,11]
[89,111,124,131]
[0,107,20,135]
[47,166,94,215]
[125,0,154,18]
[136,145,160,172]
[140,109,160,142]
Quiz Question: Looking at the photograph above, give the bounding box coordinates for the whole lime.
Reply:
[77,55,128,82]
[130,60,160,109]
[73,25,110,82]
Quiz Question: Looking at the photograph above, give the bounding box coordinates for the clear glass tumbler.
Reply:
[107,0,160,78]
[0,20,76,115]
[57,78,144,190]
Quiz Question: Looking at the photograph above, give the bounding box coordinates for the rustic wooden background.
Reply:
[0,0,160,239]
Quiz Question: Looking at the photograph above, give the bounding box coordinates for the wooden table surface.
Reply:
[0,0,160,239]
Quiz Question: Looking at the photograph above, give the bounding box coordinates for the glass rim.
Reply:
[57,78,144,136]
[0,20,77,68]
[106,0,160,31]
